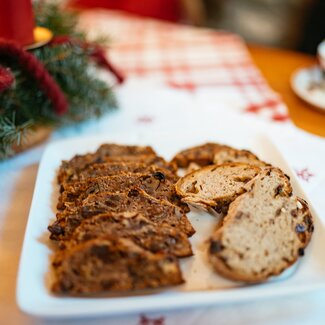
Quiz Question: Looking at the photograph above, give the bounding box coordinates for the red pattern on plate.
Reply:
[80,11,289,122]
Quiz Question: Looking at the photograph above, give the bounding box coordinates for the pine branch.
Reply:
[0,114,34,159]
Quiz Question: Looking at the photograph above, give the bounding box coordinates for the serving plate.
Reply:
[291,65,325,112]
[17,129,325,318]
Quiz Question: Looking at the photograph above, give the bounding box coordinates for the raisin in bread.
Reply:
[208,168,313,283]
[52,237,184,294]
[175,163,261,212]
[49,189,195,240]
[60,212,193,257]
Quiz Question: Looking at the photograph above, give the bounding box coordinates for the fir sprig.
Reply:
[0,114,33,159]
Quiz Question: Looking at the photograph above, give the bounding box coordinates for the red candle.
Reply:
[0,0,35,45]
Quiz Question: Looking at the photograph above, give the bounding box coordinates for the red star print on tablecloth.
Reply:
[137,116,154,124]
[296,168,314,182]
[138,314,165,325]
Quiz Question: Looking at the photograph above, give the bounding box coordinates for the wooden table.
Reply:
[249,45,325,137]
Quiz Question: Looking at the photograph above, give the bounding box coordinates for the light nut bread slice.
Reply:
[175,163,261,212]
[52,237,184,294]
[209,168,313,283]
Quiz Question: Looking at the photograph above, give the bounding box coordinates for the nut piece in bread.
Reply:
[52,237,184,295]
[175,163,261,212]
[208,168,313,283]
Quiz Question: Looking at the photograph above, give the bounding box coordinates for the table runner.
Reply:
[79,10,288,122]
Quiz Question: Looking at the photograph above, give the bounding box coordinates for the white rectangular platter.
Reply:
[17,128,325,318]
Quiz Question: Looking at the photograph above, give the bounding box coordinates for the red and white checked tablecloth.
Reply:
[79,9,289,122]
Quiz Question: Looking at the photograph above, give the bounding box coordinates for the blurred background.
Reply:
[68,0,325,55]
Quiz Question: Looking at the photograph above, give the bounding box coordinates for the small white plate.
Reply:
[291,65,325,111]
[16,129,325,318]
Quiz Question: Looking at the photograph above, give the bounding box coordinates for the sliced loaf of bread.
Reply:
[208,168,313,283]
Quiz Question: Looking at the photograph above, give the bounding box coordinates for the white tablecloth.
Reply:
[1,79,325,324]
